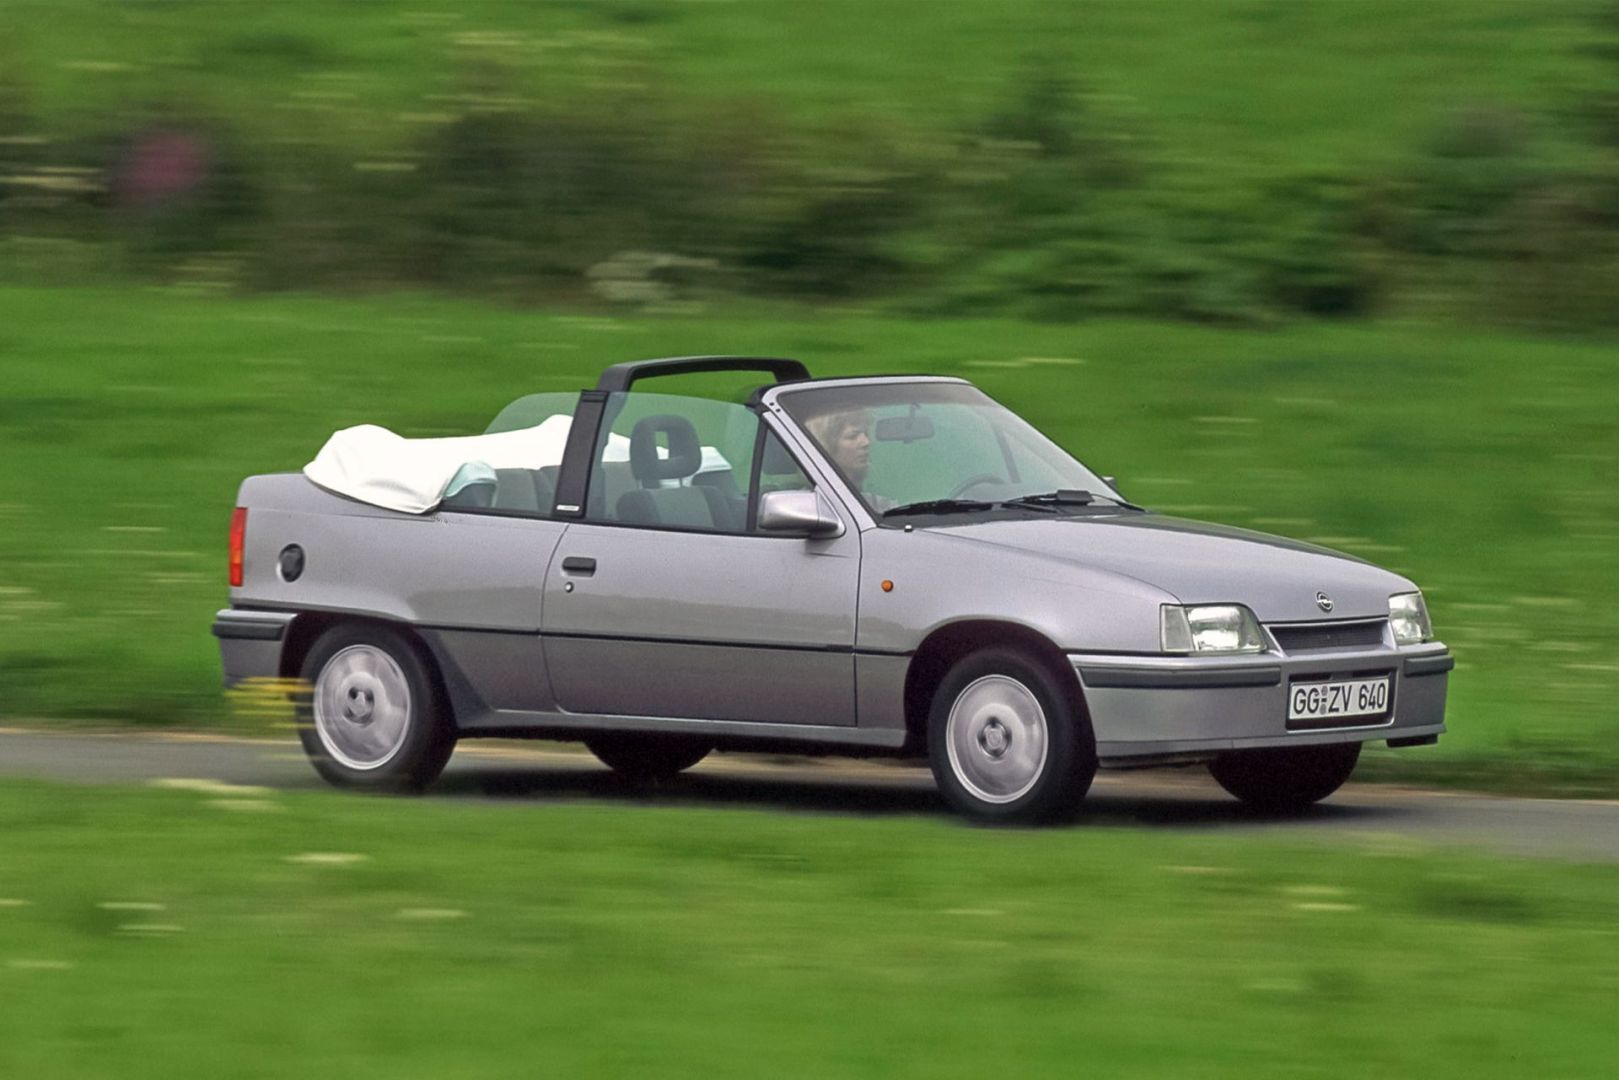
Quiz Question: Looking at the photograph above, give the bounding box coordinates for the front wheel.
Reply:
[927,647,1096,824]
[297,624,456,792]
[1208,742,1361,811]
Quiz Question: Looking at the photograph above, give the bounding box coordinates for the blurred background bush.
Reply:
[3,0,1619,325]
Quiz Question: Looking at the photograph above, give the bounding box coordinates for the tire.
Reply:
[296,624,457,792]
[1208,742,1361,812]
[927,647,1097,824]
[584,733,712,782]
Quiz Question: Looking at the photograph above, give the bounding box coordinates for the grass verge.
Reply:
[1,777,1617,1078]
[0,285,1615,793]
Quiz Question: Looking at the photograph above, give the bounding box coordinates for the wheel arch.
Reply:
[279,611,458,728]
[901,619,1088,751]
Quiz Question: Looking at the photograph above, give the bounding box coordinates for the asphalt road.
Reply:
[3,727,1617,862]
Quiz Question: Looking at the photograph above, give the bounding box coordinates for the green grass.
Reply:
[0,285,1616,792]
[0,778,1616,1078]
[3,0,1601,177]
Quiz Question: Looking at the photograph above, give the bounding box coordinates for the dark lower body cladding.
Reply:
[213,609,296,687]
[214,611,916,752]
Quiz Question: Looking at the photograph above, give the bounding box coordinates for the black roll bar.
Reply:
[593,355,809,393]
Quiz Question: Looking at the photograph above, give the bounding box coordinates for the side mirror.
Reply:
[758,489,844,538]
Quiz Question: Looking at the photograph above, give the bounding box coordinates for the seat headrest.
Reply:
[629,414,702,483]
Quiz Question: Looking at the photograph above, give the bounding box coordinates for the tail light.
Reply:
[228,507,247,587]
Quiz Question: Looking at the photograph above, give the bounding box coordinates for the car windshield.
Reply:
[778,381,1116,518]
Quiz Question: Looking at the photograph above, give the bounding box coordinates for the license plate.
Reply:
[1287,676,1390,723]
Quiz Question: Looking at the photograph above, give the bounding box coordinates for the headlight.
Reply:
[1161,604,1266,654]
[1389,592,1432,645]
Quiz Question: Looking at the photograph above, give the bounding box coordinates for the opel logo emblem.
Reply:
[1316,591,1334,613]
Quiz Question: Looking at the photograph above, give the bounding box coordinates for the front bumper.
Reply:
[1072,643,1451,764]
[212,608,295,688]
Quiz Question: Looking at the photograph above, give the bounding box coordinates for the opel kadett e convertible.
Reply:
[214,356,1451,822]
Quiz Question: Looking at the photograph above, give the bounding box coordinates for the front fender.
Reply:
[855,527,1174,654]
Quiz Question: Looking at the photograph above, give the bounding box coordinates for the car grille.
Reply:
[1268,618,1387,654]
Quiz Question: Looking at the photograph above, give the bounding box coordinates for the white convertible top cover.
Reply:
[304,416,728,515]
[303,417,576,514]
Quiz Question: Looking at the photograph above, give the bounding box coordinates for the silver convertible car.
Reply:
[214,356,1451,822]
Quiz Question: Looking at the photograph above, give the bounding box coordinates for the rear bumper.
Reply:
[212,608,294,688]
[1072,643,1450,765]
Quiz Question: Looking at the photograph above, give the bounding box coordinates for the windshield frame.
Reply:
[771,377,1119,525]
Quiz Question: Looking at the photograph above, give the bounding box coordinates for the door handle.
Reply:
[561,556,597,576]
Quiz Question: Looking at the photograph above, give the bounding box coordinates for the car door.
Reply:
[400,390,581,716]
[541,392,860,726]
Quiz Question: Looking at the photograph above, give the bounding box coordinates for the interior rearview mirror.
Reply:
[874,414,934,443]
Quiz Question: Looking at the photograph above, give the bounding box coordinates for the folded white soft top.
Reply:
[304,416,733,515]
[303,416,577,514]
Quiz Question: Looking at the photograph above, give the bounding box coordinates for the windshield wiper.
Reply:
[882,498,996,518]
[1002,489,1146,512]
[882,490,1145,520]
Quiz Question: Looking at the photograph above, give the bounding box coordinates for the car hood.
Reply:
[930,513,1413,623]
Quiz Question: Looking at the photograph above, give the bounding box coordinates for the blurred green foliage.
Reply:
[2,0,1619,325]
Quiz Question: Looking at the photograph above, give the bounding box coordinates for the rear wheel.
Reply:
[584,733,711,782]
[1208,742,1361,811]
[927,647,1096,824]
[297,624,456,791]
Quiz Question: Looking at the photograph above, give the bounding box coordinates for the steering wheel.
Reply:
[947,473,1003,499]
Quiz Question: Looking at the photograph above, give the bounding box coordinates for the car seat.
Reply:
[616,415,733,529]
[442,461,497,509]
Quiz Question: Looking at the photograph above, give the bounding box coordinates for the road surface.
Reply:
[2,728,1616,862]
